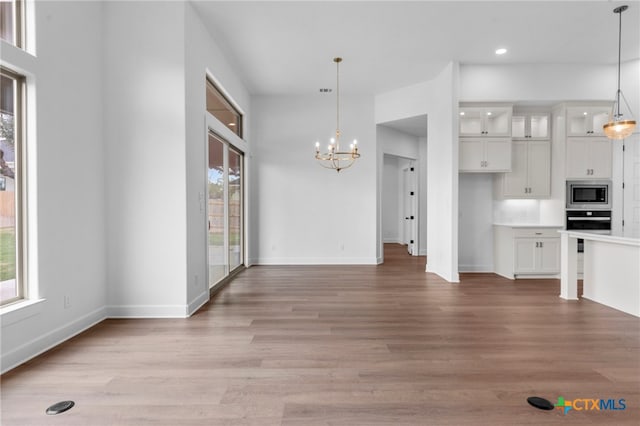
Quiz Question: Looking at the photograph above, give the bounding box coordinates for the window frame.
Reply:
[206,78,243,138]
[0,65,26,306]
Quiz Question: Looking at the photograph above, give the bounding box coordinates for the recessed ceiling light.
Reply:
[228,123,236,126]
[495,48,507,55]
[460,112,465,116]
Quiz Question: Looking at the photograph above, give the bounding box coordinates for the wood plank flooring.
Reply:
[1,244,639,425]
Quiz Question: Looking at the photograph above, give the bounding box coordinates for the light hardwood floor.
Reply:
[1,244,639,425]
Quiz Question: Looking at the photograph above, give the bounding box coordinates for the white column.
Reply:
[560,232,578,300]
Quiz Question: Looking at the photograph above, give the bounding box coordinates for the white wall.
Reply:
[460,64,616,102]
[612,60,640,237]
[382,156,400,243]
[251,95,377,264]
[1,1,106,372]
[376,63,460,282]
[378,125,419,159]
[458,174,494,272]
[104,1,188,317]
[418,136,428,255]
[184,1,251,311]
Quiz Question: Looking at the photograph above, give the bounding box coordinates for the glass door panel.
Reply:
[208,133,227,286]
[207,131,244,288]
[228,148,243,271]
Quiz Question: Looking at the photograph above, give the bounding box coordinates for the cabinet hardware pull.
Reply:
[535,232,542,235]
[540,242,543,248]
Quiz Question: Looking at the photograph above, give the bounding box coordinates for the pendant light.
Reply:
[314,57,360,172]
[603,5,636,140]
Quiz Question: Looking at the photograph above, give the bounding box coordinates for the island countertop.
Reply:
[559,230,639,317]
[558,230,640,247]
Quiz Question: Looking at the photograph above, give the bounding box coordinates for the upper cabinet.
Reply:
[459,106,512,137]
[566,137,612,179]
[566,106,611,137]
[460,138,512,173]
[500,140,551,198]
[512,112,550,140]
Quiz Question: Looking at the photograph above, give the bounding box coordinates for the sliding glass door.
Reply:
[208,132,244,288]
[228,148,242,271]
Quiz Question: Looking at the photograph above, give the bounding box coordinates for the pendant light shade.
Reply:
[603,119,636,140]
[603,5,636,140]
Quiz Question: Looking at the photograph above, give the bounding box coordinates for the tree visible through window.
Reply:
[0,67,24,305]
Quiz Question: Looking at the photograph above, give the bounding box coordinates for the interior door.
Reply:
[403,166,417,255]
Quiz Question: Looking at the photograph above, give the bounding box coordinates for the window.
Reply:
[0,67,25,306]
[206,78,243,138]
[0,0,24,48]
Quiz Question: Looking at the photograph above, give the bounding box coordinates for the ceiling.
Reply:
[192,0,640,97]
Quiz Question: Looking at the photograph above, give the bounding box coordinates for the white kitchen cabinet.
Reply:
[511,113,550,140]
[459,138,511,172]
[494,226,562,279]
[514,238,560,274]
[566,106,611,137]
[500,140,550,198]
[459,106,512,137]
[566,137,612,179]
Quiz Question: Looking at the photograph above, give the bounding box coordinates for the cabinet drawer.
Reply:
[512,228,560,238]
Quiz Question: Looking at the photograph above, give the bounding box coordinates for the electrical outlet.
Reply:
[64,295,71,309]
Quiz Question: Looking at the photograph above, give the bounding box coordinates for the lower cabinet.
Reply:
[513,237,560,274]
[494,225,561,279]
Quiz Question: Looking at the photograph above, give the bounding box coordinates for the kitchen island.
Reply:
[559,230,640,317]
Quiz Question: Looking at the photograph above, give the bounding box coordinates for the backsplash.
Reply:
[494,199,540,224]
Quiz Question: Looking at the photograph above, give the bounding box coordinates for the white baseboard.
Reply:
[255,257,379,265]
[383,238,401,244]
[1,306,107,374]
[458,264,494,273]
[106,304,190,318]
[187,290,209,316]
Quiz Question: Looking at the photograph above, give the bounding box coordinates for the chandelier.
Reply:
[603,5,636,140]
[314,57,360,172]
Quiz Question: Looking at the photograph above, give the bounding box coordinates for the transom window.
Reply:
[206,78,242,138]
[0,0,24,48]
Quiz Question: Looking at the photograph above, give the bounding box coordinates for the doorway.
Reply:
[382,154,417,255]
[208,131,244,288]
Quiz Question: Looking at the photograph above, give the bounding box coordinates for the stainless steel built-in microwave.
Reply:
[566,180,611,210]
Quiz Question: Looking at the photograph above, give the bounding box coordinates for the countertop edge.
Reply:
[493,223,564,228]
[558,230,640,246]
